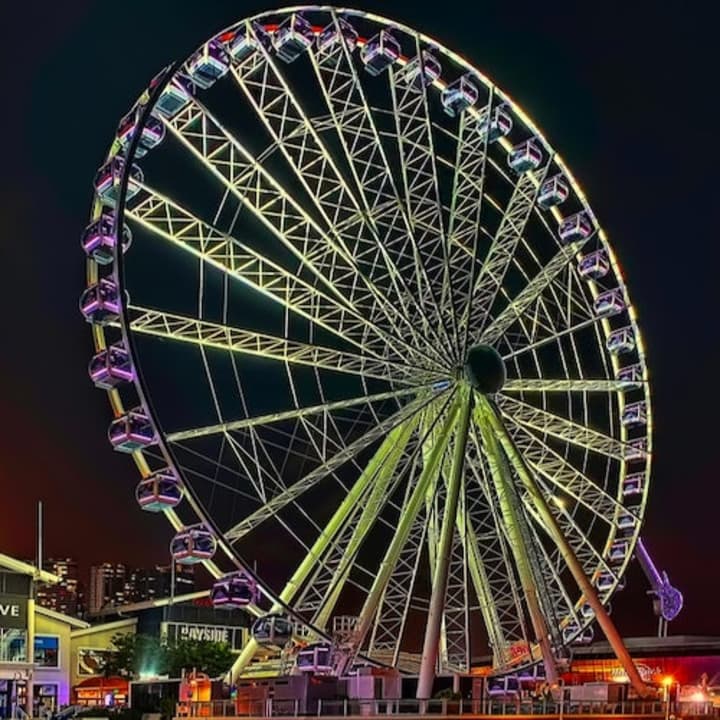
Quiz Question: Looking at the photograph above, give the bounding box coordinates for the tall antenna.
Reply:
[37,500,44,572]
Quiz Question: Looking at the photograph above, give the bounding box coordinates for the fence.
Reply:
[176,697,716,718]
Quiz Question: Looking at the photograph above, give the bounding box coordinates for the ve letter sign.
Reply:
[0,594,28,630]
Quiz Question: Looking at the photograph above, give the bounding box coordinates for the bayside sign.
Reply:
[161,622,245,650]
[0,594,28,630]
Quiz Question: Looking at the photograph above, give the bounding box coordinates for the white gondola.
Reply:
[486,676,520,698]
[186,39,230,89]
[296,642,333,673]
[317,18,359,54]
[577,250,610,280]
[441,74,479,116]
[274,13,314,63]
[564,623,594,645]
[507,139,542,173]
[624,438,648,461]
[616,363,643,390]
[89,343,134,390]
[80,279,121,325]
[108,407,155,453]
[360,31,400,76]
[150,72,193,119]
[580,603,594,620]
[94,157,143,206]
[622,472,644,496]
[609,539,629,563]
[116,109,165,159]
[228,22,273,62]
[617,512,637,531]
[596,571,615,592]
[81,210,132,266]
[479,107,512,143]
[399,50,441,89]
[621,401,647,428]
[252,614,295,646]
[593,289,625,318]
[211,571,259,608]
[606,326,635,355]
[537,175,569,209]
[558,211,593,244]
[170,525,216,564]
[135,469,183,512]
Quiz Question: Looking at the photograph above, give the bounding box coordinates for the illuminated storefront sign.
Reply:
[0,594,28,630]
[161,622,245,650]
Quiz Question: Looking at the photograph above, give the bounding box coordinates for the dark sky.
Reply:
[1,1,718,638]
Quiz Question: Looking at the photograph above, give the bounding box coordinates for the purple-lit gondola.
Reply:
[170,525,217,564]
[360,31,400,76]
[186,39,230,89]
[81,210,132,266]
[135,469,183,512]
[116,109,165,159]
[88,343,134,389]
[94,157,143,206]
[211,571,259,608]
[79,279,121,325]
[108,407,156,453]
[273,13,314,63]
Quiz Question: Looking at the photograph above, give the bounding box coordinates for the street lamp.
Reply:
[662,676,674,720]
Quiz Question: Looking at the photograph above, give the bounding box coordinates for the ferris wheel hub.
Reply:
[464,344,506,394]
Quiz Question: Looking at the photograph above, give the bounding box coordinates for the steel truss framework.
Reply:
[84,4,653,699]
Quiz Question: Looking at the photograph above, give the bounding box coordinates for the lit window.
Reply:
[34,635,60,668]
[0,629,28,663]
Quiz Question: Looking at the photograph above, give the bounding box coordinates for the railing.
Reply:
[176,697,696,718]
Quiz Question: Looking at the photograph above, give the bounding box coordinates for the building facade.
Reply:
[0,554,87,718]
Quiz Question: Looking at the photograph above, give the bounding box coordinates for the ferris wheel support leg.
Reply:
[475,407,558,684]
[417,389,472,700]
[478,394,652,699]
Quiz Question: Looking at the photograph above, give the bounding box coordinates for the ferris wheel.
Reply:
[81,6,653,696]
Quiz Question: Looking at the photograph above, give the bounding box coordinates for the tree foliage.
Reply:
[107,633,235,679]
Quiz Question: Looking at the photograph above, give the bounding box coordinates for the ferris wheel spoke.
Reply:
[522,484,616,580]
[480,238,590,347]
[440,481,470,672]
[503,378,636,393]
[462,446,526,668]
[351,392,462,661]
[445,105,493,359]
[504,418,630,522]
[162,99,430,366]
[223,390,447,543]
[474,404,558,678]
[496,394,626,460]
[517,506,582,634]
[127,184,427,366]
[368,483,428,666]
[123,305,442,384]
[308,20,454,364]
[227,46,443,365]
[306,415,432,629]
[167,386,428,443]
[460,158,552,355]
[387,44,457,359]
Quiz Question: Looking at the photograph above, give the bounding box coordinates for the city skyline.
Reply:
[34,556,195,618]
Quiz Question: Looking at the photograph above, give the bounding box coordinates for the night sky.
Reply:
[1,1,718,638]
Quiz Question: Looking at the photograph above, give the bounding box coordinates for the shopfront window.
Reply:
[0,628,27,663]
[34,635,59,668]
